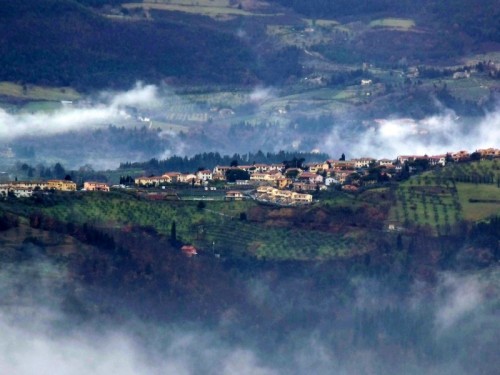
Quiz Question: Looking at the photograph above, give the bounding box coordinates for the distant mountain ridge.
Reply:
[0,0,498,93]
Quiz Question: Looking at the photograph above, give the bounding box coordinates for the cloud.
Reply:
[0,324,155,375]
[0,248,498,375]
[0,258,281,375]
[324,106,500,159]
[0,83,161,140]
[0,315,280,375]
[435,273,484,331]
[107,83,161,109]
[249,87,275,103]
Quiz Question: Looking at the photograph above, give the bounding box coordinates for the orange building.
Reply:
[47,180,77,191]
[84,181,110,192]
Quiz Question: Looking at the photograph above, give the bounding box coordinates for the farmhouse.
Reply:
[378,159,394,167]
[298,172,323,184]
[0,187,33,198]
[162,172,181,183]
[181,245,197,257]
[0,180,76,192]
[292,192,313,203]
[352,158,375,168]
[293,182,318,192]
[451,150,470,162]
[196,170,213,181]
[428,155,446,167]
[255,186,313,205]
[397,155,425,164]
[84,181,110,192]
[135,175,171,186]
[477,148,500,158]
[250,171,283,183]
[305,162,329,173]
[213,166,231,175]
[178,173,197,184]
[0,181,49,190]
[253,163,283,173]
[47,180,77,191]
[331,160,355,170]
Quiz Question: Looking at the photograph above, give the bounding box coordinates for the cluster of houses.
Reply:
[134,147,499,204]
[255,186,313,204]
[0,179,77,198]
[2,147,498,203]
[0,180,110,199]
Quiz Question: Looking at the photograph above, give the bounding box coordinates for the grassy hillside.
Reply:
[0,82,81,101]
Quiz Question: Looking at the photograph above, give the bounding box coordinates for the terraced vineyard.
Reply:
[32,192,198,238]
[390,182,460,235]
[196,220,361,260]
[389,160,500,234]
[5,191,369,261]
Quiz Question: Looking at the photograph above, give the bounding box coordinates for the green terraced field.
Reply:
[389,161,500,234]
[4,191,368,261]
[199,220,361,260]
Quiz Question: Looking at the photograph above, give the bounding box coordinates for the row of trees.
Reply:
[13,162,108,184]
[119,150,329,175]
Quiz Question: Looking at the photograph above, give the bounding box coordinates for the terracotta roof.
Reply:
[181,245,197,256]
[299,172,317,178]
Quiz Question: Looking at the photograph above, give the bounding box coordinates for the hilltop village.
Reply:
[3,147,498,206]
[132,148,499,203]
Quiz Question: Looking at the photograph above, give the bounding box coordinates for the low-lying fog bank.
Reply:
[0,256,498,375]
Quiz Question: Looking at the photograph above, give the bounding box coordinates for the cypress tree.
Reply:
[170,220,177,244]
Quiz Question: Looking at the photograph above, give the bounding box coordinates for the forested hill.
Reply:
[1,0,498,92]
[272,0,500,43]
[0,0,258,90]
